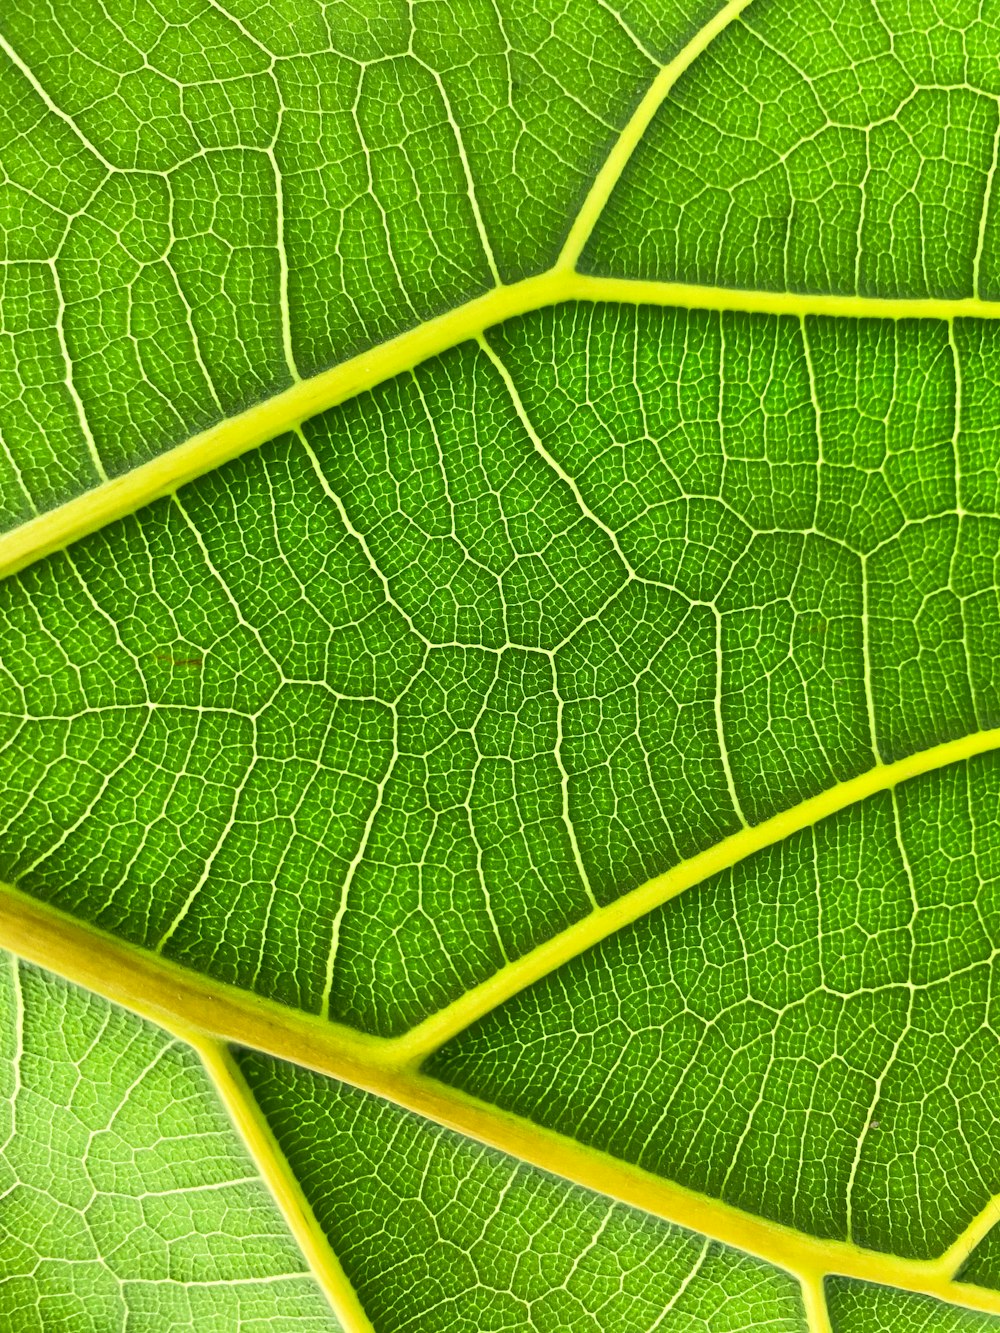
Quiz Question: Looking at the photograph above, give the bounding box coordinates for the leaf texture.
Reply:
[0,954,333,1330]
[4,0,1000,1330]
[239,1049,805,1332]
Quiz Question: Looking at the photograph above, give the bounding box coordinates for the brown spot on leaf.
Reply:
[153,653,204,668]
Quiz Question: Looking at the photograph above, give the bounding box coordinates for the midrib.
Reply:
[4,731,999,1075]
[4,729,1000,1327]
[3,272,1000,585]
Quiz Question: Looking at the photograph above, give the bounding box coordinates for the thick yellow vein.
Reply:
[4,732,1000,1076]
[4,731,1000,1302]
[3,272,1000,585]
[0,273,562,584]
[191,1036,375,1333]
[3,880,1000,1321]
[2,733,998,1080]
[568,274,1000,322]
[800,1274,834,1333]
[391,727,1000,1062]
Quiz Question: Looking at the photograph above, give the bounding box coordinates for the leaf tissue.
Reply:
[3,0,1000,1329]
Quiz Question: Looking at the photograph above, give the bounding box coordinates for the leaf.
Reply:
[0,955,333,1330]
[3,0,1000,1329]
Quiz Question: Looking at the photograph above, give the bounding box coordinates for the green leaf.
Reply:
[3,0,1000,1329]
[237,1048,805,1333]
[0,955,333,1330]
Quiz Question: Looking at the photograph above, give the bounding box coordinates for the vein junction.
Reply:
[5,728,1000,1329]
[5,0,1000,1327]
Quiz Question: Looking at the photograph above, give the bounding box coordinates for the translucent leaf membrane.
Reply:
[1,303,999,1034]
[826,1279,1000,1333]
[0,0,717,529]
[237,1047,807,1333]
[5,0,1000,1327]
[0,952,334,1331]
[429,753,1000,1260]
[583,0,1000,300]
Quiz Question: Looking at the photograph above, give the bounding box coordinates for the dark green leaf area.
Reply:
[957,1222,1000,1293]
[826,1279,1000,1333]
[585,0,1000,302]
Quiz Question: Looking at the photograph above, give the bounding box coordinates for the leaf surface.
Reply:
[3,0,1000,1330]
[0,954,333,1330]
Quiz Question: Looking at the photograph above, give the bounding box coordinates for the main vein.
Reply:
[3,272,1000,587]
[4,732,1000,1311]
[4,803,1000,1321]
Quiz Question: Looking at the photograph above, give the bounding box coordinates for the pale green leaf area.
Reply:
[4,0,1000,1329]
[0,954,332,1331]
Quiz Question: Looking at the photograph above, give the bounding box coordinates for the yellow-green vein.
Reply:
[390,726,1000,1063]
[191,1036,376,1333]
[3,271,1000,587]
[5,731,1000,1320]
[3,880,1000,1323]
[555,0,755,269]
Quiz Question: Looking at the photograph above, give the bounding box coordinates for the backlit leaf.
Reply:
[3,0,1000,1329]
